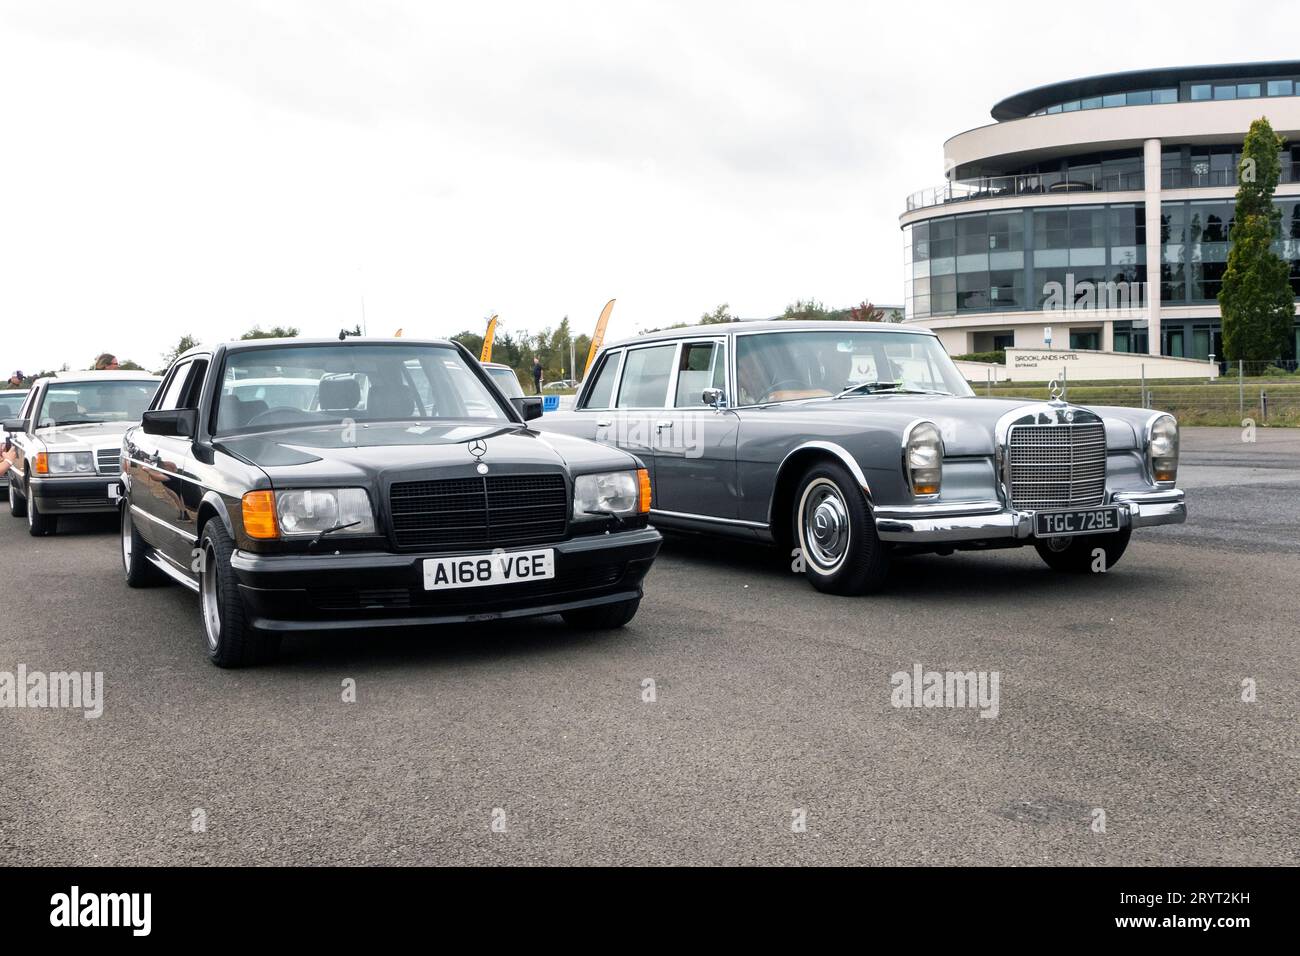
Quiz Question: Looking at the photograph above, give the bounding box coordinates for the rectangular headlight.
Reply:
[42,451,96,475]
[574,471,641,517]
[275,488,376,537]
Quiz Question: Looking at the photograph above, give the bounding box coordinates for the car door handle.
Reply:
[655,420,673,429]
[596,419,611,427]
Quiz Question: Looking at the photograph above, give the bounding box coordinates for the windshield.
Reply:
[734,331,972,405]
[485,366,525,399]
[0,392,29,419]
[36,381,157,427]
[214,344,510,434]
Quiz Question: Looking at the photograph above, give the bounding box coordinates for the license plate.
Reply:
[422,548,555,591]
[1035,507,1119,537]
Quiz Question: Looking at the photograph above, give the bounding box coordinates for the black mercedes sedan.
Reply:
[119,337,661,667]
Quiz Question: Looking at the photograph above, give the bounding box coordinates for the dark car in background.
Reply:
[119,338,661,667]
[3,372,161,534]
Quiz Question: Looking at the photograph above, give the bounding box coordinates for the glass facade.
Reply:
[1161,198,1300,303]
[907,203,1145,320]
[1029,73,1300,116]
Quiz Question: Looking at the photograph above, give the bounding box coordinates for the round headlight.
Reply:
[905,421,944,497]
[1148,414,1179,484]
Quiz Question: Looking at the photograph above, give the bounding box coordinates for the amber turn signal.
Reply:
[241,490,279,539]
[637,468,652,513]
[34,452,49,475]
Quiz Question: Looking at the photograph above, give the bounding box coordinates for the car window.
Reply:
[486,366,525,399]
[35,380,159,427]
[581,351,621,409]
[157,362,193,411]
[734,331,973,405]
[0,392,27,419]
[214,343,509,434]
[674,341,725,407]
[616,345,675,409]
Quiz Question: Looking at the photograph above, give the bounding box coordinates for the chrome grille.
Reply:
[95,447,121,475]
[1006,422,1106,510]
[388,473,568,550]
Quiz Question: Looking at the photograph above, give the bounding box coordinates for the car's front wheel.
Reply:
[562,597,641,630]
[8,480,25,517]
[1034,528,1131,574]
[121,505,166,587]
[26,486,56,536]
[793,461,890,595]
[199,521,280,667]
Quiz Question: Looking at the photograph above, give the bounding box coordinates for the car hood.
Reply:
[31,421,135,451]
[215,420,640,485]
[756,394,1143,454]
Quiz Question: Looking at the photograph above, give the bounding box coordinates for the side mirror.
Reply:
[142,408,197,438]
[512,396,544,421]
[1,418,25,433]
[702,388,727,409]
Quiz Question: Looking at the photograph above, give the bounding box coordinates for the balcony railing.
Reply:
[1162,163,1299,189]
[906,170,1145,211]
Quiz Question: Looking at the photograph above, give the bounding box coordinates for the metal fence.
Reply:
[981,360,1300,425]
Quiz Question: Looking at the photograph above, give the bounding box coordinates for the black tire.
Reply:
[7,481,25,517]
[26,486,56,536]
[121,505,167,587]
[199,520,280,667]
[1034,528,1132,574]
[562,597,641,630]
[793,461,890,595]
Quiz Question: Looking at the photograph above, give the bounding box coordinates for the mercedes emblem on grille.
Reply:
[468,438,488,474]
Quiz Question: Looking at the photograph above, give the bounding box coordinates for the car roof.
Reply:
[34,371,161,385]
[605,319,932,349]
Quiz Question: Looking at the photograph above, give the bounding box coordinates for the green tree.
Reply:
[781,298,831,321]
[451,330,484,357]
[1219,117,1295,364]
[700,303,735,324]
[240,325,300,340]
[117,358,147,371]
[161,334,200,368]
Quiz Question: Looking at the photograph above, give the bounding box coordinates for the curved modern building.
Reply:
[900,62,1300,362]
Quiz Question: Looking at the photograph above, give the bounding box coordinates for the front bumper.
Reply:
[874,489,1186,544]
[29,475,122,514]
[229,526,663,631]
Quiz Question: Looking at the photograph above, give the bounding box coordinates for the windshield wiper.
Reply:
[309,520,362,548]
[834,381,902,398]
[834,382,951,398]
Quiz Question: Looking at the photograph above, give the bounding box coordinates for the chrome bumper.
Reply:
[874,489,1186,544]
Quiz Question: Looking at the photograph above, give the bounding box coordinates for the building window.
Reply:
[1237,83,1261,98]
[1189,84,1211,100]
[1213,85,1236,100]
[1153,88,1177,104]
[1267,79,1294,96]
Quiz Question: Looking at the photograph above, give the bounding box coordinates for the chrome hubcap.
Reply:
[200,543,221,651]
[801,479,850,571]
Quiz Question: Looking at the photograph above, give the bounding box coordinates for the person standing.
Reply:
[532,357,543,395]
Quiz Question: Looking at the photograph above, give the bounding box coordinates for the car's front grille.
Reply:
[95,447,120,475]
[388,473,569,550]
[1006,422,1106,510]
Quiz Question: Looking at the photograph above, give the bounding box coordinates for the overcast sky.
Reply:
[2,0,1298,373]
